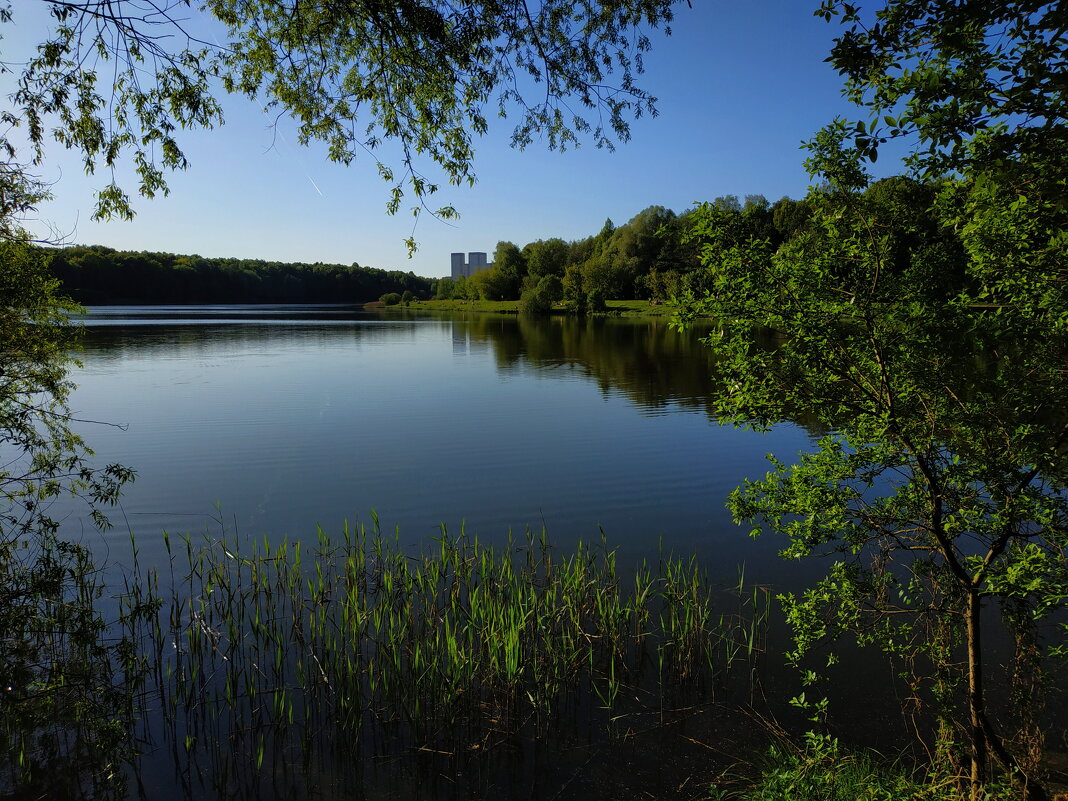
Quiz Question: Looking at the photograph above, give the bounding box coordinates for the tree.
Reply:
[0,240,134,542]
[523,238,570,281]
[819,0,1068,195]
[562,262,587,311]
[598,217,616,242]
[469,266,514,300]
[492,241,526,298]
[677,1,1068,791]
[682,168,1066,798]
[518,274,561,315]
[742,194,768,213]
[770,195,811,241]
[9,0,675,250]
[433,276,456,299]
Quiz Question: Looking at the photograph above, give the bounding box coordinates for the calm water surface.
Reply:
[66,304,815,582]
[55,305,962,800]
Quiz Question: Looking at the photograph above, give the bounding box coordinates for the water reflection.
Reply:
[32,306,1009,800]
[79,309,721,419]
[475,313,719,417]
[66,308,821,583]
[374,310,823,428]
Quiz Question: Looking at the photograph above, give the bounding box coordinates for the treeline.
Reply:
[430,194,812,310]
[432,177,963,311]
[43,244,433,304]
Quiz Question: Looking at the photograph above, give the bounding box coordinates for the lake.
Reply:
[43,304,1043,800]
[66,304,816,584]
[54,305,838,800]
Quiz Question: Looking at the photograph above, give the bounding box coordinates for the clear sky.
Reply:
[11,1,903,278]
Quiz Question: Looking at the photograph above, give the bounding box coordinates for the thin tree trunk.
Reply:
[966,588,987,800]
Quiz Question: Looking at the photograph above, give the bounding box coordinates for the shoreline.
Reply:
[381,298,679,318]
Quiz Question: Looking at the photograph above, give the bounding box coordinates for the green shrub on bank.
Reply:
[518,275,561,315]
[713,734,1016,801]
[379,291,402,305]
[587,287,607,313]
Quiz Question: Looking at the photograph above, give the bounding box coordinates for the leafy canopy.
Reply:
[677,1,1068,794]
[819,0,1068,191]
[0,240,133,542]
[8,0,675,250]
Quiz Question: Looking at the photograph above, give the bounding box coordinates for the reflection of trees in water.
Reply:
[0,539,139,801]
[457,313,721,417]
[78,317,452,363]
[451,313,838,437]
[77,309,837,436]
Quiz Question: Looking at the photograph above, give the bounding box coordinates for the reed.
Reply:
[134,521,770,796]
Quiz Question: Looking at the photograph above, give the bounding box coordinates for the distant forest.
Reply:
[43,245,432,304]
[44,184,943,309]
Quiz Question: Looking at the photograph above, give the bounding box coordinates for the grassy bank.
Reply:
[709,734,1028,801]
[391,298,678,317]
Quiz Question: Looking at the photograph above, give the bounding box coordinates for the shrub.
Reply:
[725,735,1012,801]
[587,288,607,313]
[518,285,552,315]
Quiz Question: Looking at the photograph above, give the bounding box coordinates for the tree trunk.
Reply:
[966,588,987,800]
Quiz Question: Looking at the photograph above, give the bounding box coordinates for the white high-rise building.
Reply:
[448,251,491,278]
[450,252,466,279]
[468,252,487,274]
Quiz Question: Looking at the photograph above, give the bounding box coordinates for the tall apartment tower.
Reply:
[467,252,488,273]
[448,251,491,278]
[450,252,466,279]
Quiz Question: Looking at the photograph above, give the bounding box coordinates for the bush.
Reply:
[379,292,402,305]
[518,285,552,315]
[723,735,1011,801]
[587,288,607,313]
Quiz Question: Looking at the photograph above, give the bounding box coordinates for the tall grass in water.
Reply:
[143,520,770,798]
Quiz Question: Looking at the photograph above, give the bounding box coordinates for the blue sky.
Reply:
[11,1,903,278]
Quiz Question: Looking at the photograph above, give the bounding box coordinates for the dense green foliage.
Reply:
[677,3,1068,798]
[821,0,1068,193]
[684,183,1067,790]
[0,242,133,539]
[720,735,1013,801]
[432,197,813,308]
[45,245,431,304]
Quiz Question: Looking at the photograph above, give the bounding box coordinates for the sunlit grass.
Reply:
[711,736,1016,801]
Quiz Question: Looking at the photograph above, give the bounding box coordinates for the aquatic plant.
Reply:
[140,521,769,797]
